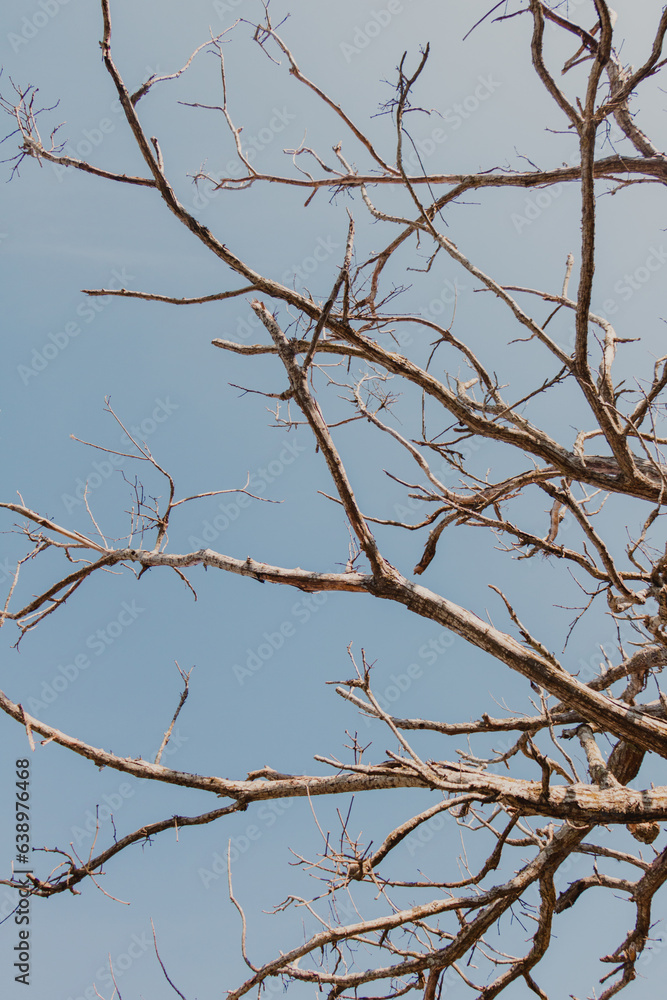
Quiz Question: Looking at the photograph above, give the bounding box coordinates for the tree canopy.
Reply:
[3,2,667,998]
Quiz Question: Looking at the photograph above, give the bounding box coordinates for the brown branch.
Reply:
[250,300,387,576]
[81,286,257,304]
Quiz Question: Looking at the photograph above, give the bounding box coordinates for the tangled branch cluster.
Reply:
[4,2,667,997]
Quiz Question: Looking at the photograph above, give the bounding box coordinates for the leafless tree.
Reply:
[3,1,667,997]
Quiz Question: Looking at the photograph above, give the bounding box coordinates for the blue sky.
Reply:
[2,1,667,997]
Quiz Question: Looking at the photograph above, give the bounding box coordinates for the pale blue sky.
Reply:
[2,2,667,998]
